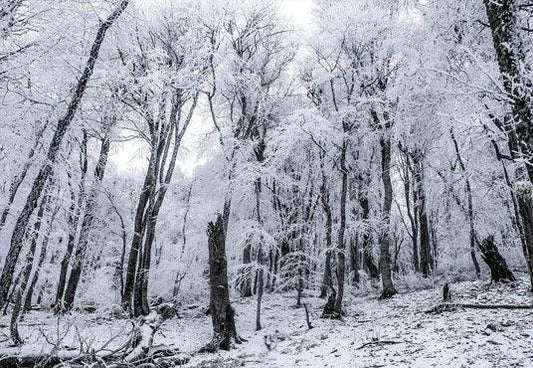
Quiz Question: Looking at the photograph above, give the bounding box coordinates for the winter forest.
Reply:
[0,0,532,366]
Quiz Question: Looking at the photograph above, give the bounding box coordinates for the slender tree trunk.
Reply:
[379,136,396,299]
[320,168,333,298]
[517,188,533,290]
[11,188,50,345]
[23,205,58,313]
[0,0,129,309]
[450,129,481,277]
[400,151,419,272]
[334,139,347,315]
[0,124,46,233]
[54,132,89,311]
[62,135,111,311]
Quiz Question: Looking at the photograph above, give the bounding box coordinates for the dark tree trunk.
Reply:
[412,153,432,277]
[450,129,481,278]
[0,0,129,309]
[0,124,46,233]
[484,0,533,182]
[204,214,238,352]
[333,139,347,316]
[11,188,50,345]
[484,0,533,290]
[379,136,396,299]
[477,235,516,283]
[62,135,111,311]
[54,132,89,311]
[360,195,379,279]
[400,151,419,272]
[517,188,533,290]
[23,205,58,313]
[319,161,333,298]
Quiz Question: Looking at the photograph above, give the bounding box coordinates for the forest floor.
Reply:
[1,276,533,367]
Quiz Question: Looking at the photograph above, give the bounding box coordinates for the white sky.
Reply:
[111,0,316,176]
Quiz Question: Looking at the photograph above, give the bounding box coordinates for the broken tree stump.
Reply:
[477,235,516,283]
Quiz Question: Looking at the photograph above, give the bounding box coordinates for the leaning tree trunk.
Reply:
[11,188,50,345]
[484,0,533,290]
[0,0,129,309]
[0,124,46,233]
[477,235,516,283]
[203,214,239,352]
[379,136,397,299]
[23,205,58,313]
[62,135,111,311]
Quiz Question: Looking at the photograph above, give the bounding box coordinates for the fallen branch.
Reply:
[426,303,533,314]
[357,340,403,350]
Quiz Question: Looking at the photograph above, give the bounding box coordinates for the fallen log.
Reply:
[357,340,403,350]
[426,303,533,314]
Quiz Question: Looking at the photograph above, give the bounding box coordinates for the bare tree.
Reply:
[0,0,129,308]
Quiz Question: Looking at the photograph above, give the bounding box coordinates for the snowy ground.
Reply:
[2,276,533,367]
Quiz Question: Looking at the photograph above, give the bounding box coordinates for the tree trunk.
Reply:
[517,186,533,290]
[412,154,432,277]
[204,214,238,352]
[0,0,129,309]
[0,124,46,233]
[450,129,481,277]
[54,132,89,311]
[11,188,50,345]
[62,135,111,311]
[484,0,533,290]
[379,136,396,299]
[484,0,533,182]
[477,235,516,283]
[23,205,58,313]
[360,195,379,279]
[333,139,347,315]
[400,151,419,272]
[320,163,333,298]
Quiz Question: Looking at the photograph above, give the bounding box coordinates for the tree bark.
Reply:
[11,187,50,345]
[0,0,129,309]
[333,139,347,315]
[54,132,89,311]
[62,135,111,311]
[412,153,432,277]
[379,136,396,299]
[23,205,58,313]
[477,235,516,283]
[204,214,238,352]
[484,0,533,182]
[450,129,481,278]
[0,124,46,233]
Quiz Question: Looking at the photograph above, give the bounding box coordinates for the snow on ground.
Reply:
[2,276,533,367]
